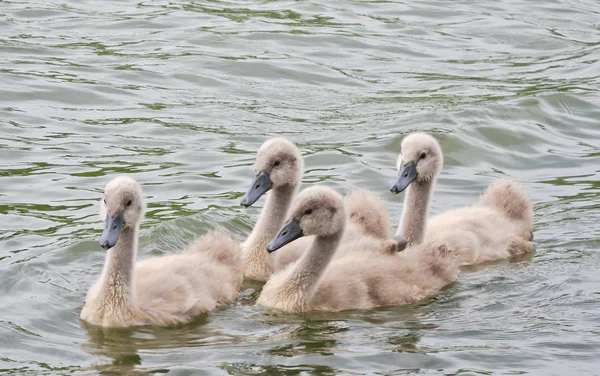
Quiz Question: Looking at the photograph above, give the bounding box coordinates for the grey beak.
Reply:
[390,161,417,194]
[240,172,272,207]
[99,212,124,250]
[267,218,304,253]
[392,234,408,252]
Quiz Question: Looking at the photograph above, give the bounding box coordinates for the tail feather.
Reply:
[344,189,390,239]
[188,231,242,271]
[479,179,533,225]
[421,240,460,285]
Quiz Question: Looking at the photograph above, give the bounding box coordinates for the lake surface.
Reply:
[1,0,599,374]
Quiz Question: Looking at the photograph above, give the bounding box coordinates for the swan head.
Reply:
[99,176,146,250]
[240,137,303,207]
[390,133,443,194]
[266,186,346,252]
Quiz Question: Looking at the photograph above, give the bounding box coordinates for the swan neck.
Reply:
[100,225,137,307]
[260,185,297,237]
[285,230,343,304]
[242,184,298,279]
[399,179,434,245]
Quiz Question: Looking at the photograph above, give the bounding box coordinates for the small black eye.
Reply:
[274,160,280,167]
[420,152,426,160]
[126,200,132,207]
[103,198,106,204]
[304,209,312,215]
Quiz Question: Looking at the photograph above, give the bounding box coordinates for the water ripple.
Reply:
[1,0,599,374]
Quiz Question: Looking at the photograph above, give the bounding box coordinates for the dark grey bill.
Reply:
[389,161,417,194]
[392,234,408,252]
[267,218,304,253]
[240,171,272,207]
[99,212,124,250]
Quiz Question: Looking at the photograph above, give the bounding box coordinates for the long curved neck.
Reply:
[257,185,298,239]
[243,184,298,278]
[398,179,435,245]
[100,225,138,308]
[281,230,343,309]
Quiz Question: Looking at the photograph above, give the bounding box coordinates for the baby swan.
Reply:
[257,186,459,313]
[240,137,403,281]
[239,137,310,281]
[389,132,534,265]
[81,176,243,327]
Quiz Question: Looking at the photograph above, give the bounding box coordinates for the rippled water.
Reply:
[1,0,600,374]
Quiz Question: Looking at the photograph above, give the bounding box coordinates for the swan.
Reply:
[80,176,243,327]
[256,185,459,313]
[239,138,404,281]
[238,137,309,281]
[389,132,534,265]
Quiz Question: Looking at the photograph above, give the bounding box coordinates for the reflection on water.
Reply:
[81,315,213,374]
[1,0,600,374]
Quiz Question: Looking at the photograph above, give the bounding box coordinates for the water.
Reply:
[1,0,599,374]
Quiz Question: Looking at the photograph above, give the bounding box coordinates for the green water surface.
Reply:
[1,0,599,375]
